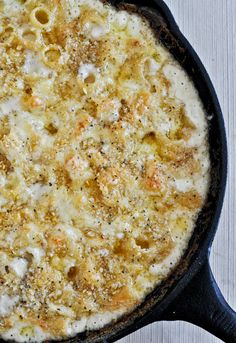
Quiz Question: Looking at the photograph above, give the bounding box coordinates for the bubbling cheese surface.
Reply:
[0,0,210,341]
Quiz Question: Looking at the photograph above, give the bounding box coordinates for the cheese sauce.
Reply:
[0,0,210,341]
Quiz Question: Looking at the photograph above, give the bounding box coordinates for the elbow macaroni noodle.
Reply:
[30,7,52,29]
[42,45,63,67]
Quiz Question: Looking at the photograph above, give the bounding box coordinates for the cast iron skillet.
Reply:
[64,1,234,342]
[2,1,233,343]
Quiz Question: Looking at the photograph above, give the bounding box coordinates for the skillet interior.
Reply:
[6,1,225,343]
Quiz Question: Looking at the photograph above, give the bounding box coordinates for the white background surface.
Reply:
[119,0,236,342]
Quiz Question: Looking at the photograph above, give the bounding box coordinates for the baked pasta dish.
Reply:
[0,0,210,341]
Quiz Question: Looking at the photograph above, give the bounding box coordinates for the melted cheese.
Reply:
[87,23,107,39]
[67,0,81,20]
[78,62,97,80]
[163,64,207,147]
[148,58,161,75]
[2,0,23,16]
[1,323,51,343]
[0,0,210,341]
[9,258,28,278]
[0,295,19,317]
[26,247,45,265]
[0,97,20,116]
[23,51,52,77]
